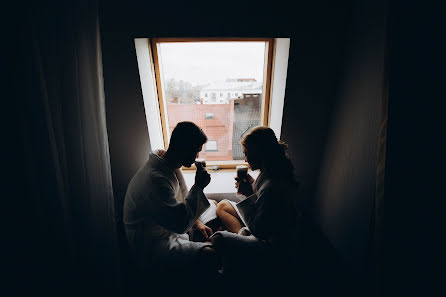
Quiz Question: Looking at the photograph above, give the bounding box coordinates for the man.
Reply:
[123,121,218,278]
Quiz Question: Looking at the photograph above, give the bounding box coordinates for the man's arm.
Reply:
[193,219,213,241]
[152,176,210,234]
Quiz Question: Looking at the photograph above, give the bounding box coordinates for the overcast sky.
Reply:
[158,42,266,86]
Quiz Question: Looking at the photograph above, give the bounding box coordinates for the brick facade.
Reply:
[167,102,234,160]
[167,94,261,161]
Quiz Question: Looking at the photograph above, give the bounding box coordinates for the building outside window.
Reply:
[150,38,273,164]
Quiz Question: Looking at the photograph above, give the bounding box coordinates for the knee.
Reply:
[216,200,231,217]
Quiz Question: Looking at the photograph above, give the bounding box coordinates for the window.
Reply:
[205,140,218,151]
[135,37,289,191]
[149,38,275,168]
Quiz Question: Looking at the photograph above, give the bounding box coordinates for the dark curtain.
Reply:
[5,1,120,296]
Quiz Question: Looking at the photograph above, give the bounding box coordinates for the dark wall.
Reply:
[280,19,351,203]
[101,31,151,225]
[314,0,387,288]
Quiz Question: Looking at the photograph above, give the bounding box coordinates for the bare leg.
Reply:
[216,200,243,233]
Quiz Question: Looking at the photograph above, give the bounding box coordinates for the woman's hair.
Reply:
[241,126,295,183]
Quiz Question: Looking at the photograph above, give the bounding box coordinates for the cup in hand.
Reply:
[235,165,249,194]
[195,158,206,171]
[236,165,248,180]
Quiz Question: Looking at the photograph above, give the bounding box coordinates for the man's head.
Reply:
[167,121,207,167]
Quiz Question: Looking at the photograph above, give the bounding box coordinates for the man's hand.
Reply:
[194,220,213,241]
[235,173,254,196]
[195,167,211,189]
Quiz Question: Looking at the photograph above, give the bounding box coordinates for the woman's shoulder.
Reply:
[255,174,273,194]
[256,176,298,200]
[265,175,298,190]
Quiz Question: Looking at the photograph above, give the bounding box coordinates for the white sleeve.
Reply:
[151,176,210,234]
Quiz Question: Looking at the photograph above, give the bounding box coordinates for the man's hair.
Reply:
[168,121,207,152]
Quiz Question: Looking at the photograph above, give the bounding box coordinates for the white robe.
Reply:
[123,150,210,269]
[227,172,299,243]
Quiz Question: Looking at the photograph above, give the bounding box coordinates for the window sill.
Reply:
[181,160,249,171]
[182,168,260,194]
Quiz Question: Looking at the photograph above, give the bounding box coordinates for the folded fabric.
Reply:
[210,230,266,253]
[237,226,251,236]
[198,199,217,224]
[225,199,251,229]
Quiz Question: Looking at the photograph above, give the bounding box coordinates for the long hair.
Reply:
[241,126,295,183]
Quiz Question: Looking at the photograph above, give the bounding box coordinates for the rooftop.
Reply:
[201,81,263,92]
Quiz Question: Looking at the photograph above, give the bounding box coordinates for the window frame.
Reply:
[205,112,215,119]
[205,140,218,152]
[150,37,275,170]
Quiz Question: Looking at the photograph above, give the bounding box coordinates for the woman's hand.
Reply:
[235,173,254,197]
[194,220,213,241]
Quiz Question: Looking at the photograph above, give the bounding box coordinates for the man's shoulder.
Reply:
[133,166,171,184]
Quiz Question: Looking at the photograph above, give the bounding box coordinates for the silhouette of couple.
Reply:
[124,121,301,295]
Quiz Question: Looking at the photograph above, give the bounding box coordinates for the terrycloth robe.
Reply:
[123,150,210,269]
[227,172,299,244]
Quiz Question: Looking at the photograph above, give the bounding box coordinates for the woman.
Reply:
[213,127,345,296]
[211,126,302,296]
[215,126,300,245]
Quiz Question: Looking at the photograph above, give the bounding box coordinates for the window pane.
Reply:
[205,140,218,151]
[157,41,267,161]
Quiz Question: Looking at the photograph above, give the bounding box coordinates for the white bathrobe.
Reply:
[123,150,210,270]
[228,172,299,243]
